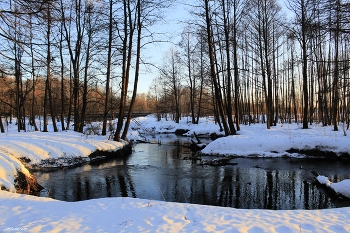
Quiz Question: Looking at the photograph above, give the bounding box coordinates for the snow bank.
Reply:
[128,115,350,158]
[201,123,350,157]
[317,175,350,199]
[0,190,349,233]
[128,115,223,138]
[0,131,125,192]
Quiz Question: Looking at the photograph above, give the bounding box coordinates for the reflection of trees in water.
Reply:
[65,165,137,201]
[218,174,233,207]
[68,156,138,200]
[105,176,113,197]
[200,167,336,210]
[116,170,137,198]
[118,174,128,197]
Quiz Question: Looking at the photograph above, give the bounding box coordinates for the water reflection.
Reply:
[33,136,350,210]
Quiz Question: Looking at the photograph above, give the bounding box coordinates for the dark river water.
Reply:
[33,135,350,210]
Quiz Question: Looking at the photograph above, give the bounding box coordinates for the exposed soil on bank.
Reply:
[286,148,350,160]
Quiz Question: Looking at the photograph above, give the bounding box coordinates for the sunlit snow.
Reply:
[0,115,349,232]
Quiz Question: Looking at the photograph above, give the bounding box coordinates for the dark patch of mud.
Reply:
[286,148,350,160]
[14,171,43,194]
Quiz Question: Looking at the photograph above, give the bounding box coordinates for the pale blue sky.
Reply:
[136,0,292,94]
[137,2,189,94]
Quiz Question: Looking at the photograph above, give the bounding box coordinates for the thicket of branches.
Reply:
[0,0,349,139]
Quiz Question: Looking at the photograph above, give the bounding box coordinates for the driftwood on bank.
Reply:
[187,132,206,152]
[200,157,238,166]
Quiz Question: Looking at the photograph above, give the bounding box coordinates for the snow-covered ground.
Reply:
[200,122,350,158]
[0,115,350,232]
[1,190,350,233]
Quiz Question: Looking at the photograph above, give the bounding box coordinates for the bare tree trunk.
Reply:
[122,0,141,140]
[212,82,223,131]
[30,17,39,131]
[171,49,181,123]
[233,0,240,131]
[46,4,58,132]
[66,62,73,130]
[0,110,4,132]
[114,0,134,141]
[257,9,269,128]
[289,40,298,123]
[196,40,204,124]
[309,59,314,125]
[79,41,91,133]
[222,0,236,135]
[301,0,309,129]
[204,0,229,135]
[79,8,93,133]
[102,0,113,136]
[332,0,341,131]
[43,74,48,132]
[59,23,65,131]
[15,44,22,132]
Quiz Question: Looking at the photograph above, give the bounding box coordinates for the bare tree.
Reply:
[42,0,58,132]
[204,0,230,135]
[246,0,283,129]
[287,0,320,129]
[179,26,197,124]
[114,0,135,141]
[102,0,114,136]
[60,0,86,132]
[121,0,142,139]
[29,15,39,131]
[220,0,236,134]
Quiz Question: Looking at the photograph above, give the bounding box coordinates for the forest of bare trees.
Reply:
[0,0,349,140]
[0,0,168,139]
[149,0,350,135]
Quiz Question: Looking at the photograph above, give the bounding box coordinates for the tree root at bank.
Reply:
[14,170,43,194]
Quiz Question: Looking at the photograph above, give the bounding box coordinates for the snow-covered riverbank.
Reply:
[0,115,350,232]
[127,115,350,158]
[0,131,126,192]
[1,190,349,233]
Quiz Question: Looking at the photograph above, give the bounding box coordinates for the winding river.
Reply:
[33,134,350,210]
